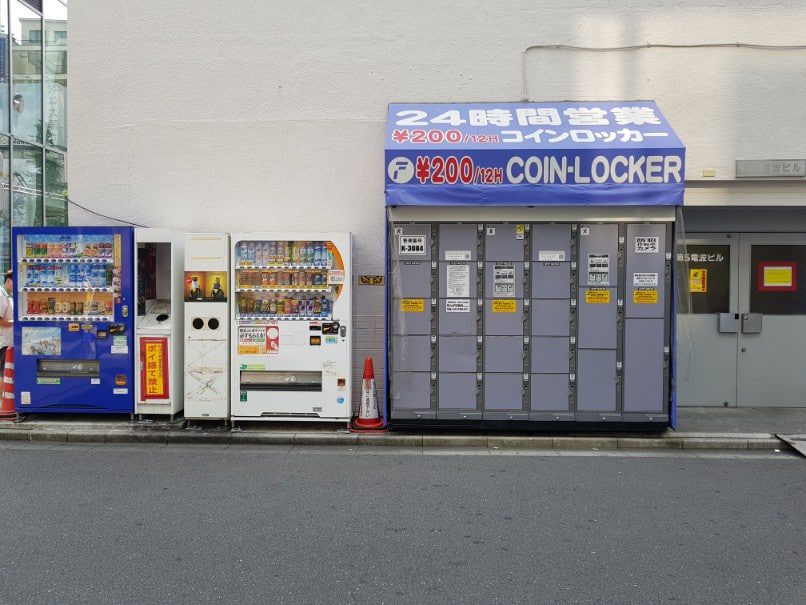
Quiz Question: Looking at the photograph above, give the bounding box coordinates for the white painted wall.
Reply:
[68,0,806,390]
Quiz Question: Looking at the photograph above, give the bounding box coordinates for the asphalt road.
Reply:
[0,442,803,605]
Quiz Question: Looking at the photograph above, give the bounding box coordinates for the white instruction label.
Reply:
[587,254,610,286]
[398,235,426,255]
[21,391,31,405]
[493,263,515,297]
[633,272,659,287]
[445,299,471,313]
[635,236,660,254]
[445,250,471,261]
[446,264,470,298]
[538,250,566,262]
[113,388,128,395]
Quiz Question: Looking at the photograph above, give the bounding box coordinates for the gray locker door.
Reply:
[577,349,616,412]
[439,336,477,372]
[531,374,570,412]
[484,300,523,335]
[579,223,619,287]
[439,224,478,261]
[392,300,432,335]
[531,262,571,299]
[392,224,432,261]
[438,373,477,409]
[626,223,667,319]
[438,262,478,298]
[484,262,525,298]
[531,299,571,336]
[483,373,523,410]
[391,335,431,372]
[532,224,572,261]
[623,319,665,413]
[577,289,617,348]
[531,337,570,373]
[391,372,431,410]
[484,336,524,372]
[439,298,477,334]
[485,224,525,260]
[391,261,431,298]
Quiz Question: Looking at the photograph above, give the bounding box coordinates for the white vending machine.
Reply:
[229,232,352,423]
[134,228,185,419]
[184,233,230,420]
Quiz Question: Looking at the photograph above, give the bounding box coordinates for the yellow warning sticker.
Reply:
[491,299,517,313]
[400,298,425,313]
[585,289,611,304]
[633,288,659,304]
[689,268,707,293]
[515,224,525,240]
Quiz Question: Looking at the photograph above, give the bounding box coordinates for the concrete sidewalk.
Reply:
[1,407,803,452]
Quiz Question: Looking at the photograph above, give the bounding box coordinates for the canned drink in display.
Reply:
[239,241,248,263]
[68,301,76,315]
[283,297,291,315]
[74,301,83,315]
[47,298,56,314]
[247,242,255,262]
[313,243,322,264]
[105,300,113,314]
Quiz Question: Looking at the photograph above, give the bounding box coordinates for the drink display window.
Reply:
[18,233,119,321]
[233,240,345,321]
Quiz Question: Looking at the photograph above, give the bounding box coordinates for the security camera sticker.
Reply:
[635,236,660,254]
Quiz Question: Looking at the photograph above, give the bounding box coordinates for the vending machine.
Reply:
[13,226,135,414]
[184,233,230,420]
[134,228,185,419]
[229,233,352,423]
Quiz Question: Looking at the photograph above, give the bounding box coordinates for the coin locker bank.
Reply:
[385,102,685,428]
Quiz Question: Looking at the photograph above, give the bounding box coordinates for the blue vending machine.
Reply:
[13,226,135,414]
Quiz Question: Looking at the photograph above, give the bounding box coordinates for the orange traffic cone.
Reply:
[351,356,385,431]
[0,347,16,421]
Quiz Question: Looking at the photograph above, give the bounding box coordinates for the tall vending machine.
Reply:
[134,228,185,419]
[184,233,230,420]
[13,226,135,414]
[229,233,352,423]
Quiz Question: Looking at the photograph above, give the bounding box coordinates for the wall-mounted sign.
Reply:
[359,275,384,285]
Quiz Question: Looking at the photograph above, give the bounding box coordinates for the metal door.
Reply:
[676,233,738,407]
[736,234,806,406]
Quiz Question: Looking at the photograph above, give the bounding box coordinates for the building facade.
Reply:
[68,1,806,407]
[0,0,67,271]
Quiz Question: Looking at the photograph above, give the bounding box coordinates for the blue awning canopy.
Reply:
[385,101,685,206]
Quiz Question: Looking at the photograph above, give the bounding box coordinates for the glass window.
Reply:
[0,2,10,134]
[11,137,42,226]
[44,0,66,149]
[44,148,65,225]
[11,0,43,143]
[0,136,10,271]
